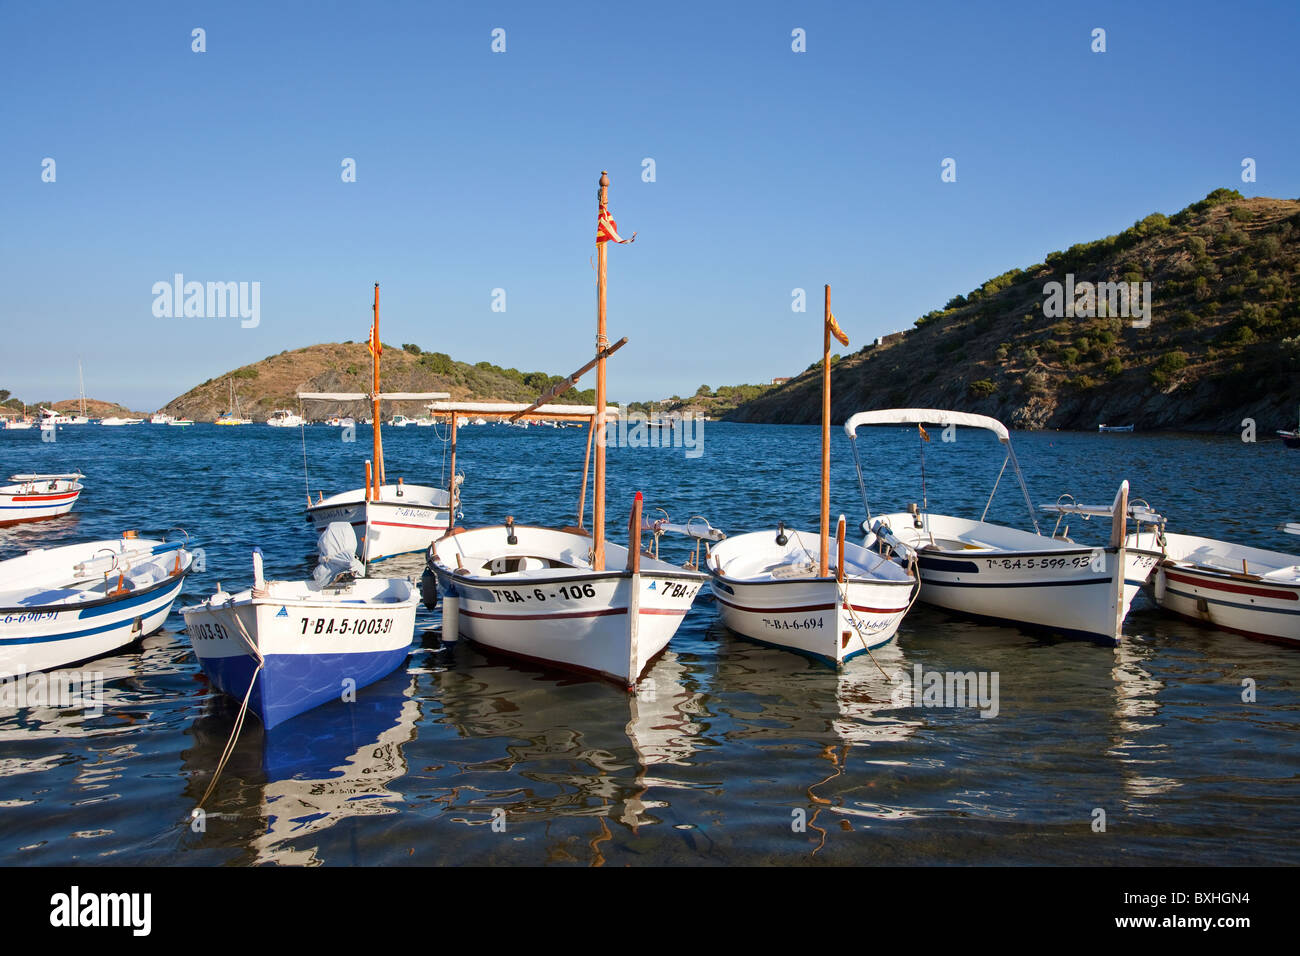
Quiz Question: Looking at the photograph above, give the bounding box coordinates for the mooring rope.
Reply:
[194,601,265,813]
[838,550,921,682]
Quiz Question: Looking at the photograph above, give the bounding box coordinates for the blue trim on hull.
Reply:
[198,645,411,730]
[920,576,1106,590]
[0,582,183,646]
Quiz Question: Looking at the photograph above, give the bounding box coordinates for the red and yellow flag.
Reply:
[368,319,382,359]
[597,197,635,244]
[827,311,849,347]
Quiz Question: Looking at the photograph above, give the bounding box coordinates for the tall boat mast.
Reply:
[593,171,610,571]
[371,283,385,496]
[820,285,832,576]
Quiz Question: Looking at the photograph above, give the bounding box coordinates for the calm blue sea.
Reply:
[1,421,1297,865]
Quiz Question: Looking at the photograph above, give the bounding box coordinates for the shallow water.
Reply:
[1,421,1297,865]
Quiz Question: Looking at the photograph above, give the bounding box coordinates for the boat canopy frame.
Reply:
[842,408,1041,535]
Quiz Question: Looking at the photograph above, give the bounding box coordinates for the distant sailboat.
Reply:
[215,378,253,425]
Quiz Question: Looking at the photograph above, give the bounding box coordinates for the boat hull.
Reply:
[183,588,417,729]
[1143,532,1300,643]
[308,485,451,563]
[0,572,187,677]
[869,513,1160,643]
[430,526,705,686]
[710,573,911,663]
[0,488,82,526]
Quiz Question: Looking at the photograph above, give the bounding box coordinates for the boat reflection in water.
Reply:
[183,668,419,865]
[1108,622,1179,801]
[431,646,709,854]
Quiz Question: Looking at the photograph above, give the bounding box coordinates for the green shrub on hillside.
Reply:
[1156,350,1188,373]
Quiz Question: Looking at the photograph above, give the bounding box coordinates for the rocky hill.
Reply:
[160,344,598,422]
[726,189,1299,432]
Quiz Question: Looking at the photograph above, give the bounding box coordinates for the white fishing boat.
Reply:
[0,472,85,526]
[98,416,143,426]
[299,284,453,564]
[426,172,710,687]
[39,408,81,426]
[846,408,1161,643]
[3,406,35,429]
[266,409,306,428]
[709,287,917,664]
[168,418,195,426]
[149,413,174,425]
[0,534,193,677]
[1135,524,1300,644]
[388,414,414,427]
[181,525,418,729]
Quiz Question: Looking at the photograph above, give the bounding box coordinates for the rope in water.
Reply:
[839,549,921,681]
[194,601,265,813]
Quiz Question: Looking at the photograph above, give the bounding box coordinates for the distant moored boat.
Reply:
[0,472,85,526]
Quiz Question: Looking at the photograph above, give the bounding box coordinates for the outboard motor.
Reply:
[313,521,365,586]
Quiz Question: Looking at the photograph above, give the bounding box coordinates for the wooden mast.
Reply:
[371,282,383,498]
[593,171,609,571]
[449,410,458,520]
[819,284,832,577]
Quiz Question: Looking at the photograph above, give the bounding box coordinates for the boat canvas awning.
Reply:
[297,392,451,401]
[843,408,1011,443]
[427,401,620,421]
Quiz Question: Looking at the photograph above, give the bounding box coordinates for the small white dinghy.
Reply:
[1135,523,1300,644]
[0,534,193,677]
[182,523,418,729]
[710,285,918,664]
[0,472,85,526]
[710,523,916,664]
[846,408,1162,643]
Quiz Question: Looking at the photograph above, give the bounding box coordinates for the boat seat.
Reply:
[767,560,815,579]
[5,586,94,607]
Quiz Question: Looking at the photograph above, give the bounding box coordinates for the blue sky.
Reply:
[2,0,1296,410]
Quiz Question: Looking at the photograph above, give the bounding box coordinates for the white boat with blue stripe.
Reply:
[846,408,1162,643]
[182,528,418,729]
[0,472,85,526]
[0,534,192,677]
